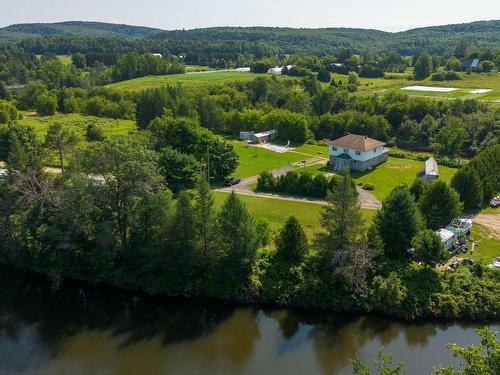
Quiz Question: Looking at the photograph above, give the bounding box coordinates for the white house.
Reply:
[152,53,163,58]
[327,134,388,172]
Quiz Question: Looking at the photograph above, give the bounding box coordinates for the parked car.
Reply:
[490,196,500,208]
[224,177,241,187]
[493,257,500,268]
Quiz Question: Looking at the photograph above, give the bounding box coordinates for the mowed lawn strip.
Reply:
[213,191,376,238]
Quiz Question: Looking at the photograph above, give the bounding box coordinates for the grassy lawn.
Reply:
[466,224,500,265]
[213,191,376,237]
[17,113,137,141]
[231,141,306,179]
[105,71,278,91]
[297,157,457,201]
[351,157,457,201]
[330,70,500,101]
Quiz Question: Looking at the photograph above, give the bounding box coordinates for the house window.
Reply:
[355,150,361,156]
[332,146,337,151]
[343,148,349,153]
[373,148,377,153]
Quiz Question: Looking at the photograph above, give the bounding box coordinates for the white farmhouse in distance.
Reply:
[152,53,163,58]
[327,134,388,172]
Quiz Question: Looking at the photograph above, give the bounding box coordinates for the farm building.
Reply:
[152,53,163,58]
[327,134,388,172]
[459,58,480,71]
[267,67,284,74]
[239,131,255,140]
[251,130,278,144]
[416,157,439,183]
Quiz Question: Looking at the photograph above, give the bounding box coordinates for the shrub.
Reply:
[35,93,57,116]
[362,183,375,191]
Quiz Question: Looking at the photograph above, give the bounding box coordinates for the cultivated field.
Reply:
[106,71,276,91]
[17,113,137,141]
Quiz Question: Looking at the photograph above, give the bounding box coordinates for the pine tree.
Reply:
[275,216,308,263]
[194,177,216,260]
[451,167,483,210]
[375,186,424,259]
[315,169,374,291]
[419,180,462,230]
[411,229,448,265]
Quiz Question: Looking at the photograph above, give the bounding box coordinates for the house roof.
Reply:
[425,157,439,176]
[327,134,386,152]
[254,130,277,138]
[460,58,480,69]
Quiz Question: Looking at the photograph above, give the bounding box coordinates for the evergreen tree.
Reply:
[275,216,308,263]
[218,192,258,267]
[172,191,196,272]
[194,177,217,260]
[451,167,483,210]
[409,178,425,202]
[136,87,170,129]
[419,180,462,230]
[411,229,448,266]
[375,186,424,259]
[315,169,373,291]
[317,69,331,83]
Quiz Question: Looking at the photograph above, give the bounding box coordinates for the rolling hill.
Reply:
[0,21,161,42]
[0,20,498,55]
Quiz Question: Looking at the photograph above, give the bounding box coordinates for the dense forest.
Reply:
[1,20,499,58]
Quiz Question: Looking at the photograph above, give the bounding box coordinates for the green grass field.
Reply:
[297,156,457,201]
[106,71,275,91]
[330,70,500,101]
[230,141,307,179]
[17,113,137,141]
[36,54,73,66]
[466,224,500,265]
[213,191,376,237]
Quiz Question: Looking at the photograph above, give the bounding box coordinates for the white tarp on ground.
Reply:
[470,89,492,94]
[401,85,458,92]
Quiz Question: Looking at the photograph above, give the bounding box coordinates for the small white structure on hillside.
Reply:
[236,67,251,72]
[267,67,284,74]
[152,53,163,58]
[251,130,278,144]
[417,157,439,184]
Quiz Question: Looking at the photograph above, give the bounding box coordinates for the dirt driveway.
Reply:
[473,214,500,239]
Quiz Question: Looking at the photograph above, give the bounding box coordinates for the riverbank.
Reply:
[0,266,498,375]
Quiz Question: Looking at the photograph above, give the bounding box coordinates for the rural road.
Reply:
[215,160,382,210]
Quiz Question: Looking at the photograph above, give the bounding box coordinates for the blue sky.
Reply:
[1,0,499,31]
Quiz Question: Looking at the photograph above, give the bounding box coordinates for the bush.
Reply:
[85,122,105,142]
[362,183,375,191]
[35,93,57,116]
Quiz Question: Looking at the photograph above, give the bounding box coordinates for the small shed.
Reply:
[417,157,439,184]
[267,67,284,74]
[251,130,278,144]
[239,131,255,140]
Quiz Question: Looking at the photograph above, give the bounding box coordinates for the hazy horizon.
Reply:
[1,0,499,32]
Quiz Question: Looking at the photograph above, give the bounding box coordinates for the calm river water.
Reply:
[0,268,498,375]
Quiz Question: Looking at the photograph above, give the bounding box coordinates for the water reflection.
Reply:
[0,268,497,375]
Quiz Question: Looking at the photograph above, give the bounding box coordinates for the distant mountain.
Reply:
[0,20,498,55]
[150,21,500,55]
[0,21,161,42]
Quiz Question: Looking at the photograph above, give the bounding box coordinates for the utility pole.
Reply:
[206,145,210,182]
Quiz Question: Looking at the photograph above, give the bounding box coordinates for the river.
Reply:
[0,268,498,375]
